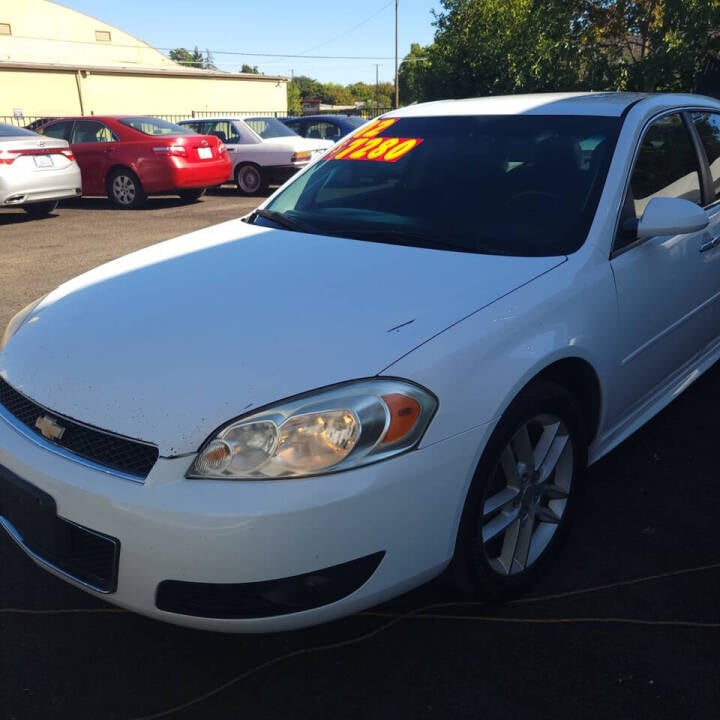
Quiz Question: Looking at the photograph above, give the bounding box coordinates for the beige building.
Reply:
[0,0,287,122]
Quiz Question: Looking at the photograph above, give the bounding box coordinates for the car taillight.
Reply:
[61,149,75,162]
[217,143,226,155]
[0,150,19,165]
[291,151,312,163]
[153,144,187,157]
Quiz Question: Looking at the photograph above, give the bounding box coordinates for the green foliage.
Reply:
[292,75,325,99]
[240,64,260,74]
[287,81,302,116]
[169,47,215,70]
[403,0,720,102]
[399,43,432,104]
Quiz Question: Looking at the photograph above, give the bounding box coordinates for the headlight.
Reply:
[187,379,437,480]
[0,296,45,351]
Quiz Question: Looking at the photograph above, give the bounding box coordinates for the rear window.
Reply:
[245,117,298,139]
[120,117,196,136]
[0,123,37,138]
[264,114,622,256]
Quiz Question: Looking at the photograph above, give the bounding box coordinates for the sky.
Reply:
[55,0,440,86]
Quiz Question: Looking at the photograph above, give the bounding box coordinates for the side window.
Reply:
[283,120,301,134]
[72,120,114,144]
[629,113,702,216]
[691,112,720,202]
[207,121,239,144]
[41,121,73,141]
[307,121,341,141]
[182,122,202,133]
[229,122,247,144]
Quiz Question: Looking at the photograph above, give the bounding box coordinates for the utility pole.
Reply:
[394,0,399,108]
[375,63,380,115]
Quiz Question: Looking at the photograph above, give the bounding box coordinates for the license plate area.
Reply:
[197,147,212,160]
[33,155,53,168]
[0,465,120,593]
[0,465,57,551]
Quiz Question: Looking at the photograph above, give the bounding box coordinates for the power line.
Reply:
[6,33,396,62]
[295,1,394,56]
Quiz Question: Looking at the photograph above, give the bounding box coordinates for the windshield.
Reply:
[245,117,299,139]
[120,117,196,136]
[262,115,622,256]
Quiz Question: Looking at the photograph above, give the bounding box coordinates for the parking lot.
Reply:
[2,190,720,720]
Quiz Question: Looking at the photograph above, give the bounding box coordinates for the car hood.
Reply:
[0,220,565,456]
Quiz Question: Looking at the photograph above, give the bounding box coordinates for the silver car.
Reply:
[0,123,81,217]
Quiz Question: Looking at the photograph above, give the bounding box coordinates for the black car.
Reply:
[280,114,366,143]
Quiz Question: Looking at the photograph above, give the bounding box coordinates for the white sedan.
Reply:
[0,122,81,216]
[178,116,332,195]
[1,92,720,632]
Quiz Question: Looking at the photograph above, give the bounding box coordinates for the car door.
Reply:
[606,111,720,424]
[69,120,117,196]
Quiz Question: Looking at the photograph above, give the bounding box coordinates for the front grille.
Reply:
[0,377,158,479]
[0,465,119,593]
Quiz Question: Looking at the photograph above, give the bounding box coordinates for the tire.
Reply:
[451,381,586,601]
[22,201,58,217]
[235,163,265,196]
[178,188,206,203]
[108,168,146,209]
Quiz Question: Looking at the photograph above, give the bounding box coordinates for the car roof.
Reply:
[289,114,363,122]
[179,117,250,123]
[43,115,165,124]
[390,92,720,118]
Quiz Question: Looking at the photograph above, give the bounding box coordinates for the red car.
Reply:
[40,116,231,209]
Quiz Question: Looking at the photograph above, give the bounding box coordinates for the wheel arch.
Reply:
[234,161,262,177]
[521,356,602,448]
[105,164,141,192]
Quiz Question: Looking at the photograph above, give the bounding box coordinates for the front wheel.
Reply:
[22,201,58,217]
[108,168,146,209]
[178,188,206,203]
[451,381,586,601]
[235,163,265,196]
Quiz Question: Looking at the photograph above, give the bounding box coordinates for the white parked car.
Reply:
[178,116,332,195]
[2,92,720,632]
[0,122,81,216]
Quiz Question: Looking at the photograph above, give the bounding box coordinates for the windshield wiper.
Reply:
[248,208,317,234]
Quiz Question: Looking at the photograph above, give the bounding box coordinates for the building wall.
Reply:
[0,68,83,118]
[80,72,286,117]
[0,1,288,120]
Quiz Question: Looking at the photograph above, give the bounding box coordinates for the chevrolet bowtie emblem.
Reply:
[35,415,66,441]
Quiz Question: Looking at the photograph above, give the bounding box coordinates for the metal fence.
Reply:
[1,107,392,129]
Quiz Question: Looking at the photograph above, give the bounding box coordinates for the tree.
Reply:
[169,47,215,70]
[240,64,260,74]
[408,0,720,102]
[572,0,720,91]
[421,0,581,100]
[287,81,302,115]
[399,43,432,104]
[292,75,324,99]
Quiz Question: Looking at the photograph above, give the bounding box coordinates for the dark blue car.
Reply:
[280,114,366,143]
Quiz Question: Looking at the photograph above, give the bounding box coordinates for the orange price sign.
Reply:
[328,118,423,164]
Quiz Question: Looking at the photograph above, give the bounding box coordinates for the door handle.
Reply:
[699,233,720,252]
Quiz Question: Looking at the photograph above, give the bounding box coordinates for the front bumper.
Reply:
[0,408,488,632]
[263,164,305,187]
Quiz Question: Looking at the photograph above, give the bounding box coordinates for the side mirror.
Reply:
[636,197,709,239]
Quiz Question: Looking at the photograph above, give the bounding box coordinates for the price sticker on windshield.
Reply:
[328,118,423,163]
